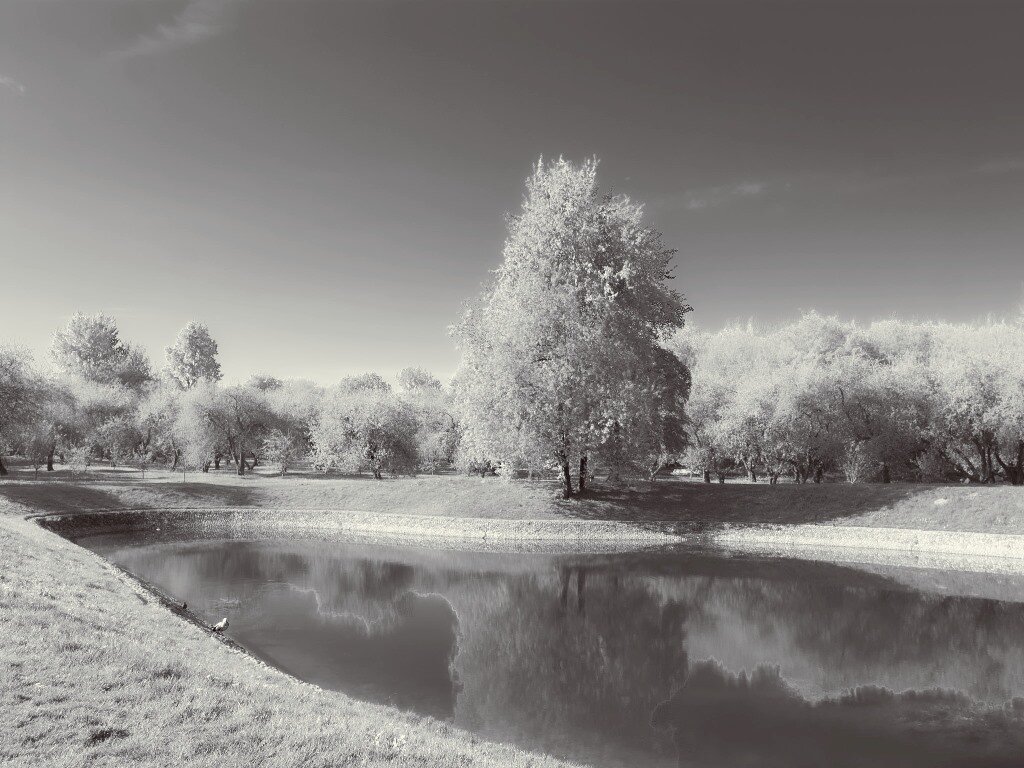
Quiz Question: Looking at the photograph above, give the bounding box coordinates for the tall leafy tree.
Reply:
[453,157,691,497]
[164,321,223,390]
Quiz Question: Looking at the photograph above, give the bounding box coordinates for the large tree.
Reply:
[452,157,691,497]
[164,321,223,390]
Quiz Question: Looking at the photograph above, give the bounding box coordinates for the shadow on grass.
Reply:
[557,479,926,535]
[0,480,258,513]
[0,483,130,514]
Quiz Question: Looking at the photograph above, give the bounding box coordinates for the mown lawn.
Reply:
[2,462,1023,534]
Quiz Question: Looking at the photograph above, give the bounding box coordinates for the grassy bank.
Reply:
[2,463,1023,535]
[3,471,1024,765]
[0,499,577,768]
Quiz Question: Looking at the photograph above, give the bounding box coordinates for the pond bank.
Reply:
[711,523,1024,575]
[32,501,1024,572]
[0,501,579,768]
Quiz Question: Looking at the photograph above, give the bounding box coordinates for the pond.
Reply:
[72,525,1024,768]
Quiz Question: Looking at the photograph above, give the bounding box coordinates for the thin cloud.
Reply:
[109,0,239,60]
[975,156,1024,175]
[1,75,27,94]
[683,180,768,211]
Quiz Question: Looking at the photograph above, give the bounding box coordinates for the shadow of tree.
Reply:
[0,481,258,513]
[0,484,128,514]
[555,479,924,535]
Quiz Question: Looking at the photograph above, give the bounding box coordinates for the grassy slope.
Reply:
[2,463,1023,534]
[0,501,576,768]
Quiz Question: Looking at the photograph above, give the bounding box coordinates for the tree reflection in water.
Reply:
[652,659,1024,768]
[91,536,1024,768]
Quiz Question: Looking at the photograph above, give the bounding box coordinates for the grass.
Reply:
[3,460,1023,535]
[3,464,1023,765]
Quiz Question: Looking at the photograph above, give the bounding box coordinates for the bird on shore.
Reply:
[213,618,229,632]
[180,601,187,612]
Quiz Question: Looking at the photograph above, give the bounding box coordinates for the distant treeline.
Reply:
[1,310,1022,487]
[0,314,457,480]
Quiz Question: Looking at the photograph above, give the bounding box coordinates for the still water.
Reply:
[76,530,1024,768]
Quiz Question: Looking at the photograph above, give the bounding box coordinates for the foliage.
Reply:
[312,384,419,479]
[667,314,1024,485]
[452,157,692,497]
[51,312,152,390]
[164,321,222,389]
[398,367,458,473]
[0,345,41,474]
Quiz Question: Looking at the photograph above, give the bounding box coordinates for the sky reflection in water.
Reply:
[80,534,1024,768]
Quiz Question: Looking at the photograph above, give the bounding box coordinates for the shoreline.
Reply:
[32,504,1024,573]
[711,523,1024,575]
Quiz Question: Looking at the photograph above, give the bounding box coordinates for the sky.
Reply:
[2,0,1023,384]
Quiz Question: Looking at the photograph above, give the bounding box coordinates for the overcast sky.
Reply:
[2,0,1022,383]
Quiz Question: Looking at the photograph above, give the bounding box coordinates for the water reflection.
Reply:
[81,534,1024,768]
[653,659,1024,768]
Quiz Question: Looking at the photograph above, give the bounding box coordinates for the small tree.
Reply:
[261,429,302,475]
[398,367,459,473]
[0,345,41,476]
[164,321,223,390]
[312,383,419,479]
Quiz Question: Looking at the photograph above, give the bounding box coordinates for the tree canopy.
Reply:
[452,157,692,496]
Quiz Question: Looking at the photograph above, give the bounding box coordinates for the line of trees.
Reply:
[669,314,1024,485]
[3,158,1022,490]
[0,315,458,478]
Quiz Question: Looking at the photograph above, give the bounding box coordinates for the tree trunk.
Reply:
[703,470,711,484]
[813,466,823,484]
[236,440,245,476]
[46,447,55,472]
[202,462,211,473]
[717,473,725,483]
[214,454,221,470]
[0,455,7,476]
[372,468,383,480]
[560,458,574,498]
[578,455,588,494]
[170,450,180,471]
[748,468,757,483]
[882,463,891,484]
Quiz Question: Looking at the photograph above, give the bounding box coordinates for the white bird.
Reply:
[213,618,229,632]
